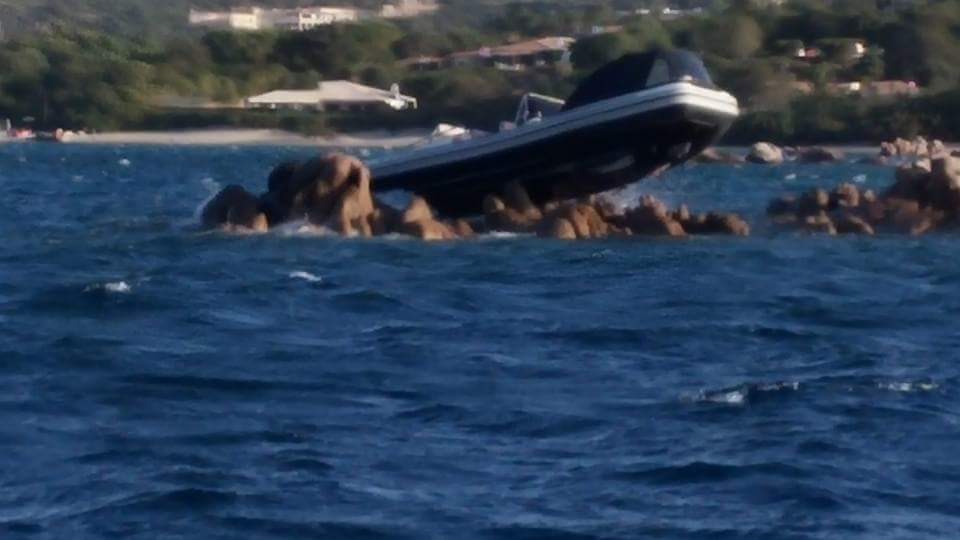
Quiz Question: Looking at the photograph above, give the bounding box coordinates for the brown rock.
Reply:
[401,219,458,241]
[452,219,475,238]
[561,205,592,239]
[832,183,860,208]
[201,185,269,233]
[593,197,621,221]
[503,182,543,221]
[538,217,578,240]
[861,199,888,224]
[798,146,845,163]
[682,212,750,236]
[929,139,947,158]
[908,216,937,236]
[402,196,434,224]
[767,195,798,217]
[578,204,610,238]
[370,199,403,236]
[483,194,535,232]
[884,198,940,234]
[803,213,837,235]
[672,204,691,222]
[707,213,751,236]
[927,156,960,211]
[623,197,686,237]
[835,214,875,235]
[862,189,878,204]
[304,155,364,222]
[797,188,831,216]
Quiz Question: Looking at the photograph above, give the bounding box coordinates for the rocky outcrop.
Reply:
[204,154,752,242]
[767,156,960,235]
[746,142,784,165]
[400,196,458,241]
[879,136,947,159]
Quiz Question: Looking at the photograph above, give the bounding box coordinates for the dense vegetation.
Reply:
[0,0,958,142]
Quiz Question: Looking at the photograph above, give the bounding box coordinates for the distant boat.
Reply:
[1,119,35,142]
[368,49,739,217]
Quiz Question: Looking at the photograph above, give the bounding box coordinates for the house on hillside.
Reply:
[245,81,418,112]
[380,0,439,18]
[403,37,575,72]
[188,7,358,31]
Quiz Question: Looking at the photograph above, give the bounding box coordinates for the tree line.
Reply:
[0,0,957,141]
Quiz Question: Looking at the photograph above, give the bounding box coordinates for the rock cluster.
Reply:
[201,153,753,241]
[767,155,960,235]
[201,154,474,240]
[518,193,750,239]
[879,136,948,159]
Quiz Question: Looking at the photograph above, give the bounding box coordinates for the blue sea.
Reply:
[1,144,958,539]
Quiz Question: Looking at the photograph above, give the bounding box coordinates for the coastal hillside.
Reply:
[1,0,957,142]
[0,0,416,37]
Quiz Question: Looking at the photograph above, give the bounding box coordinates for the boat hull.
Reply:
[369,83,738,217]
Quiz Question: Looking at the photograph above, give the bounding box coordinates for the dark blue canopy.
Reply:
[563,49,715,111]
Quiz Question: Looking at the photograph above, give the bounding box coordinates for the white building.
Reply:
[246,81,418,112]
[189,8,262,30]
[189,7,358,31]
[380,0,439,18]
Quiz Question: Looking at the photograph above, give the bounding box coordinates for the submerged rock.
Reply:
[797,146,845,163]
[201,185,268,233]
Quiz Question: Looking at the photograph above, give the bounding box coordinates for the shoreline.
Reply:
[6,128,957,155]
[53,128,434,148]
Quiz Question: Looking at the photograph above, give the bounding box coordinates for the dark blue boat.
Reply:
[368,49,739,217]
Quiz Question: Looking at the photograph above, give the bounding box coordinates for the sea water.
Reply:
[1,144,958,539]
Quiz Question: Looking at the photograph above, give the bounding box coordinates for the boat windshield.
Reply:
[562,49,715,111]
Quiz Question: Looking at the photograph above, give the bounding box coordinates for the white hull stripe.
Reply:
[370,83,738,177]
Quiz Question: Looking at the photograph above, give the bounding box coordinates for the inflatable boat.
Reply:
[368,49,739,217]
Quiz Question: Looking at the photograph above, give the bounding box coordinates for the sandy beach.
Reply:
[59,128,433,148]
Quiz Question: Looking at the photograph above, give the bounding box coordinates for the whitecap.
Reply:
[878,381,939,393]
[199,177,221,194]
[480,231,528,240]
[193,178,224,220]
[290,271,322,283]
[785,173,798,181]
[707,390,747,405]
[852,174,867,183]
[85,281,132,294]
[117,158,131,167]
[274,220,336,237]
[693,381,800,406]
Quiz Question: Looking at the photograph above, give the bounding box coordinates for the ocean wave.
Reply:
[877,381,940,393]
[289,270,323,283]
[691,381,801,405]
[84,281,132,294]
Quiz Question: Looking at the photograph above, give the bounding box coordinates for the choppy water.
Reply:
[2,144,959,539]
